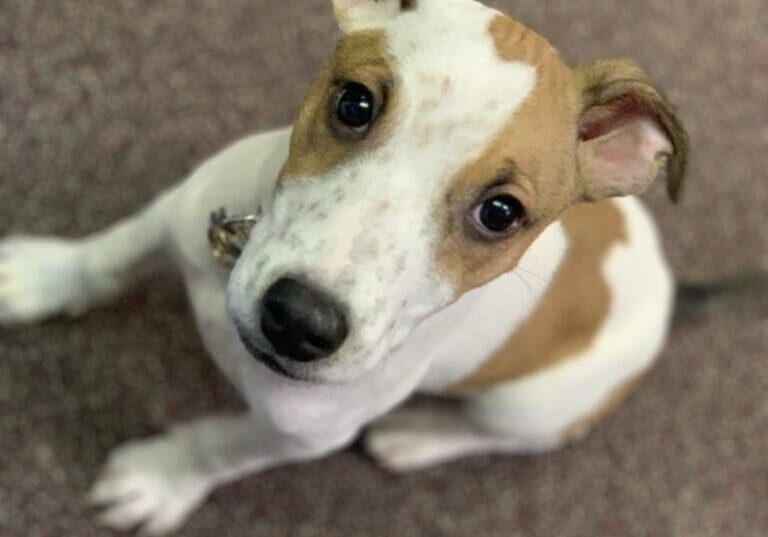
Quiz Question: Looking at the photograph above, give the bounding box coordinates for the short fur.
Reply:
[0,0,687,534]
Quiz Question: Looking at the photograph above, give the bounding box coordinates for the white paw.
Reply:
[366,429,442,472]
[89,434,215,536]
[0,235,86,325]
[365,410,467,472]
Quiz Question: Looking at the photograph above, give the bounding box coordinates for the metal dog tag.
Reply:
[208,208,260,269]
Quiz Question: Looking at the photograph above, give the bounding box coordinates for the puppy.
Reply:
[0,0,687,533]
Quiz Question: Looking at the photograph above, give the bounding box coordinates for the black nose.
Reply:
[260,277,349,363]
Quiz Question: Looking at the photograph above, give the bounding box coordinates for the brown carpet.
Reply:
[1,1,766,536]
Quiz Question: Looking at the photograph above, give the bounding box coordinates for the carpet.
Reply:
[1,1,766,536]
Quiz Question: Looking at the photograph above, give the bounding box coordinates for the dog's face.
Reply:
[228,0,687,383]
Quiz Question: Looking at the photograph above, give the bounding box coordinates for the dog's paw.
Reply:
[89,434,214,536]
[0,236,86,325]
[365,410,463,472]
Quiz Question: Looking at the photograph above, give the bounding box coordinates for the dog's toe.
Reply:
[139,500,201,537]
[0,263,26,323]
[0,264,40,325]
[97,497,156,532]
[89,468,138,506]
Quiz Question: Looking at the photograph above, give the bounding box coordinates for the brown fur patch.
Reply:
[449,199,628,394]
[489,14,554,65]
[436,15,580,296]
[562,369,651,442]
[279,30,398,182]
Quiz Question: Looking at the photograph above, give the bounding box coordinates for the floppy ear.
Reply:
[575,58,689,203]
[331,0,414,33]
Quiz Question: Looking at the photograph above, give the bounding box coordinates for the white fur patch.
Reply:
[333,0,403,32]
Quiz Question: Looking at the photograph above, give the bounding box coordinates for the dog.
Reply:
[0,0,688,533]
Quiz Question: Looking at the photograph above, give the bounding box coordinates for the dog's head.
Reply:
[228,0,688,383]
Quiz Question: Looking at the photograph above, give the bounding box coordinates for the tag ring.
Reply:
[208,208,260,269]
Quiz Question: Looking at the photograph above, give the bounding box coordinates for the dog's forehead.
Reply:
[386,5,534,130]
[341,1,573,175]
[383,2,542,97]
[363,1,581,294]
[282,1,575,186]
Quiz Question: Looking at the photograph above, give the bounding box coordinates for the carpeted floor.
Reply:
[1,1,766,536]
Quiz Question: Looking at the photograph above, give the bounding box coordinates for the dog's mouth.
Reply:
[252,350,299,380]
[233,323,303,381]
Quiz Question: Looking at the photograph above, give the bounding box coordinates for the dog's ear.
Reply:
[331,0,414,33]
[574,58,689,203]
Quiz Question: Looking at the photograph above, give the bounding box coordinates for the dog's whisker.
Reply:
[514,267,548,287]
[509,270,534,299]
[511,268,547,299]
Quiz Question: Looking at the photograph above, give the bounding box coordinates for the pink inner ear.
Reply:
[579,96,674,199]
[592,118,671,164]
[579,95,657,141]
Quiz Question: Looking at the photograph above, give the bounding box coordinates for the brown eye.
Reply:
[472,194,525,237]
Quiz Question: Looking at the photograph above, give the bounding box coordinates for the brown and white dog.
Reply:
[0,0,688,533]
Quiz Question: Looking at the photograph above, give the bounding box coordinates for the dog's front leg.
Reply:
[89,412,354,535]
[0,188,177,325]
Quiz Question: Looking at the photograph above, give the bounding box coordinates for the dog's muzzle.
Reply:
[212,209,349,373]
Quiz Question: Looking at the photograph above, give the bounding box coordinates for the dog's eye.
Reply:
[472,194,525,237]
[336,82,375,129]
